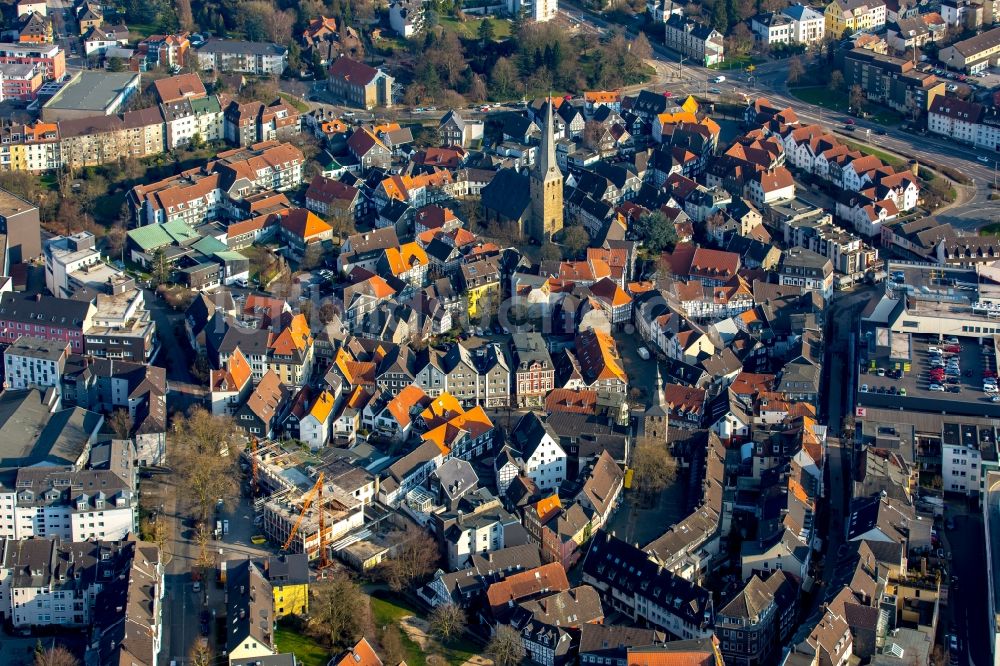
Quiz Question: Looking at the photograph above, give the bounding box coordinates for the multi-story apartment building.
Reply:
[193,39,288,75]
[0,291,94,354]
[511,332,555,408]
[824,0,886,37]
[161,95,224,149]
[582,531,715,641]
[939,26,1000,73]
[223,99,301,147]
[778,247,834,300]
[3,335,68,393]
[0,186,41,264]
[327,57,394,110]
[58,106,166,170]
[715,572,798,666]
[782,4,826,43]
[928,96,1000,152]
[0,536,161,644]
[0,42,65,80]
[0,62,43,100]
[843,48,944,117]
[84,289,158,363]
[128,141,304,226]
[664,15,725,66]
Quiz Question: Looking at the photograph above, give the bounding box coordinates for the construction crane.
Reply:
[280,473,331,568]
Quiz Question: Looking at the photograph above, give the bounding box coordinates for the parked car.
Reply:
[860,384,869,392]
[929,383,945,391]
[638,346,651,360]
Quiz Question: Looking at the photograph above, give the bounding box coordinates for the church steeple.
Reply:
[528,95,563,244]
[536,94,558,181]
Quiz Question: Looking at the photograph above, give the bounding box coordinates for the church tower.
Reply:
[643,366,670,444]
[528,97,563,244]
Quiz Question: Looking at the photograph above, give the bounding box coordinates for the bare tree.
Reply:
[192,520,213,567]
[787,57,805,86]
[169,408,243,520]
[429,603,466,642]
[378,524,440,591]
[630,437,678,497]
[486,625,525,666]
[175,0,195,32]
[188,642,212,666]
[308,573,370,648]
[110,408,132,439]
[34,644,79,666]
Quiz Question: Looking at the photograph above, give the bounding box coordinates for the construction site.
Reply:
[244,439,384,562]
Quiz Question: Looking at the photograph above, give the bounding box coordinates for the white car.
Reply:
[929,384,945,391]
[945,337,960,344]
[991,395,1000,402]
[860,384,869,392]
[928,346,942,354]
[638,346,651,360]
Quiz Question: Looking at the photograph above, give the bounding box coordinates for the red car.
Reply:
[945,345,961,353]
[985,370,997,378]
[930,370,946,379]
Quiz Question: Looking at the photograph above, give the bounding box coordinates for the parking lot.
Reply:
[859,333,1000,409]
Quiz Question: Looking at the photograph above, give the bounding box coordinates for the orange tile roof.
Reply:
[486,562,570,610]
[584,91,621,103]
[345,385,373,409]
[279,208,332,240]
[211,347,252,392]
[386,385,430,428]
[535,494,562,523]
[309,390,336,423]
[269,313,312,356]
[420,392,465,429]
[333,638,383,666]
[384,242,428,276]
[545,388,598,415]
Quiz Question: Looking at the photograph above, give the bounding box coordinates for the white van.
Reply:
[711,75,726,83]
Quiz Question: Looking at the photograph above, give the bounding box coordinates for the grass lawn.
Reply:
[274,623,330,666]
[791,86,902,125]
[370,593,481,666]
[983,222,1000,234]
[279,93,310,113]
[841,138,905,168]
[128,23,158,39]
[440,16,512,40]
[709,55,760,71]
[790,85,847,112]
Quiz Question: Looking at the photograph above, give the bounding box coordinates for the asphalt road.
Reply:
[946,507,990,666]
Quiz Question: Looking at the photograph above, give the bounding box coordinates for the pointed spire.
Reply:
[537,93,557,180]
[654,366,664,405]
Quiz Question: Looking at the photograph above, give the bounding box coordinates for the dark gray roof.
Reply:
[481,168,530,221]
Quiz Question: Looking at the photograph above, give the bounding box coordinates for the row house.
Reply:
[582,531,715,641]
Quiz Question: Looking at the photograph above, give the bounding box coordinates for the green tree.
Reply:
[711,0,728,33]
[151,248,171,285]
[478,17,496,43]
[634,211,678,253]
